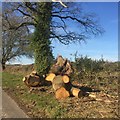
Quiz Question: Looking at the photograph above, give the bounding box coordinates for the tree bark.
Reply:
[23,75,41,87]
[2,60,6,70]
[50,56,73,76]
[32,2,53,76]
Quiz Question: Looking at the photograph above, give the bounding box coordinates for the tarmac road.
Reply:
[2,90,29,118]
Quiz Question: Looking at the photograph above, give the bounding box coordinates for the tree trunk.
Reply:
[2,64,5,70]
[32,2,53,76]
[2,60,6,70]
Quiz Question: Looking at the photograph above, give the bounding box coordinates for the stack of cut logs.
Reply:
[45,55,87,99]
[23,55,88,99]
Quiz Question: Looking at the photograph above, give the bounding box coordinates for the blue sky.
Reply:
[52,2,118,61]
[8,2,118,64]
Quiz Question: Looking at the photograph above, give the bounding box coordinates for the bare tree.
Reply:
[2,5,33,70]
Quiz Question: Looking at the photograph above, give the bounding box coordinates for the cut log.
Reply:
[23,75,40,87]
[50,65,63,75]
[50,55,73,76]
[23,75,30,82]
[52,75,65,91]
[71,87,80,97]
[45,73,56,82]
[23,76,27,82]
[56,55,66,67]
[62,75,70,83]
[89,93,96,98]
[64,61,73,76]
[64,82,73,91]
[50,56,66,75]
[55,87,70,99]
[30,70,37,76]
[71,87,85,98]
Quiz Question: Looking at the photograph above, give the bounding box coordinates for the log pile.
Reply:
[23,55,97,100]
[45,55,88,99]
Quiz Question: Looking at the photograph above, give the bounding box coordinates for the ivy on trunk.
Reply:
[31,3,53,76]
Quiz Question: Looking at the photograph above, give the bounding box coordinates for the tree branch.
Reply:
[50,31,87,45]
[9,22,36,30]
[52,15,87,26]
[14,8,37,23]
[24,2,39,13]
[52,14,103,36]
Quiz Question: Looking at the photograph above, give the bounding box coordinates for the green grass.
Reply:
[2,72,23,88]
[2,72,67,118]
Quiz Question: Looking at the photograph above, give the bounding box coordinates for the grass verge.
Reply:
[2,72,67,118]
[2,71,119,118]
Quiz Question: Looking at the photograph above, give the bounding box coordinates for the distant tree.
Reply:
[2,7,32,70]
[2,2,104,74]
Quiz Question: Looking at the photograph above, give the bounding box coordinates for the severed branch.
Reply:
[52,0,67,8]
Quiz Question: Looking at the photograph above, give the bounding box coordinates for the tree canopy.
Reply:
[3,2,104,45]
